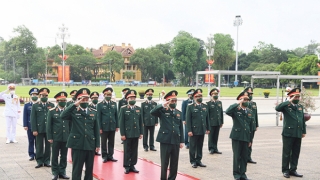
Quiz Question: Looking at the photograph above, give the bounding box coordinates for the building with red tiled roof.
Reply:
[87,43,141,82]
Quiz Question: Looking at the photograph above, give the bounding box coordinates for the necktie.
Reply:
[11,94,13,98]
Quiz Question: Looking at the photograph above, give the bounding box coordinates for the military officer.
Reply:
[141,88,158,152]
[207,88,223,154]
[97,87,118,163]
[89,91,102,156]
[23,87,39,160]
[66,90,77,107]
[150,90,184,180]
[181,89,195,149]
[89,91,99,110]
[119,90,143,174]
[47,92,70,180]
[31,88,54,168]
[244,87,258,164]
[275,88,306,178]
[60,88,100,180]
[186,89,210,168]
[225,91,254,180]
[0,83,21,144]
[118,88,130,111]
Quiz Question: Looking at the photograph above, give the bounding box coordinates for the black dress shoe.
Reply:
[59,174,70,179]
[108,158,118,162]
[289,171,303,177]
[35,164,43,168]
[247,160,257,164]
[130,166,139,173]
[214,151,222,154]
[197,163,207,167]
[234,178,240,180]
[95,152,101,156]
[150,148,157,151]
[144,148,148,152]
[240,178,250,180]
[283,172,290,178]
[124,168,130,174]
[29,157,35,161]
[44,164,51,167]
[192,163,198,168]
[209,150,214,154]
[103,158,108,163]
[52,175,58,180]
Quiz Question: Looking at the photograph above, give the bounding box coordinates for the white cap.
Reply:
[106,85,113,88]
[8,83,15,89]
[285,87,292,92]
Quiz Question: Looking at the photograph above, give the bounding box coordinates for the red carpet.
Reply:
[68,149,199,180]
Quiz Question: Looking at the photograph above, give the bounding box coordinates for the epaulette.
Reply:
[49,107,56,111]
[175,109,181,113]
[188,103,193,106]
[120,105,127,109]
[89,108,97,111]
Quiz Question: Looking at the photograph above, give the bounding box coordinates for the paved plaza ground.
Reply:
[1,97,320,180]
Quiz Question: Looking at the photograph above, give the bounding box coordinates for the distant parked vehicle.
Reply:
[147,81,157,86]
[129,80,141,86]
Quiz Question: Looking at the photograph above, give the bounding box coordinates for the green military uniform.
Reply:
[225,91,254,180]
[150,90,184,180]
[181,89,195,148]
[207,88,224,154]
[31,88,54,167]
[186,89,209,167]
[46,92,70,178]
[60,88,100,180]
[244,87,259,163]
[141,89,158,151]
[89,91,102,156]
[275,88,306,176]
[119,90,143,173]
[97,88,118,162]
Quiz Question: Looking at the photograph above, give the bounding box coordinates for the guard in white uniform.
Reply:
[0,84,21,144]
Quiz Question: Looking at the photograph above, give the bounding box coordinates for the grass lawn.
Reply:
[0,85,319,98]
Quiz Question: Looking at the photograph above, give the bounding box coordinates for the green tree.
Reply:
[170,31,199,85]
[212,33,235,70]
[67,54,97,80]
[101,51,124,82]
[123,71,134,82]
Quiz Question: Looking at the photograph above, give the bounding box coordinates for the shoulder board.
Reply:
[188,103,193,106]
[134,105,140,109]
[89,108,97,111]
[175,109,181,113]
[49,107,56,111]
[120,105,127,109]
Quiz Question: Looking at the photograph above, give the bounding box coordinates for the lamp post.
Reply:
[315,46,320,96]
[234,15,243,85]
[57,24,69,91]
[206,34,215,97]
[45,48,50,86]
[23,48,30,78]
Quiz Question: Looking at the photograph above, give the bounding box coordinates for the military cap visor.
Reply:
[122,88,130,92]
[103,88,113,95]
[192,89,203,97]
[288,88,301,97]
[90,92,99,98]
[237,91,249,100]
[39,88,50,95]
[29,88,39,95]
[125,90,137,99]
[75,88,90,99]
[54,92,68,100]
[164,90,178,101]
[244,87,254,94]
[145,89,154,95]
[210,88,220,95]
[70,90,77,95]
[186,89,195,95]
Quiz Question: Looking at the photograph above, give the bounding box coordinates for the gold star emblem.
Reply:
[172,92,176,96]
[83,90,87,95]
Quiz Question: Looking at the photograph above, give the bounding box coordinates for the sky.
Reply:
[1,0,319,53]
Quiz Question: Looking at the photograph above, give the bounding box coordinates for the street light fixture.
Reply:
[206,34,215,97]
[57,24,69,91]
[234,15,243,85]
